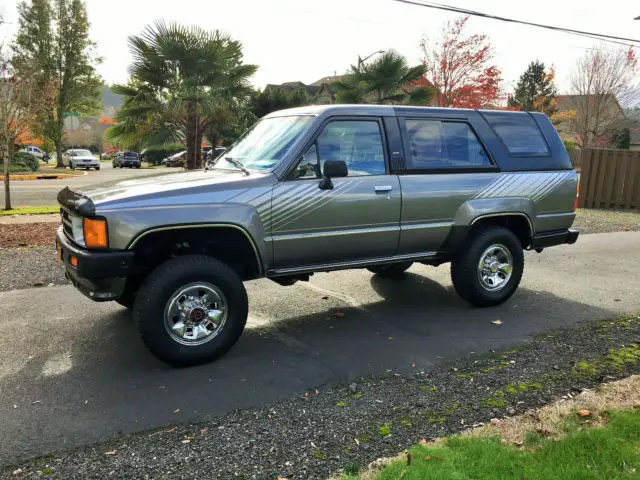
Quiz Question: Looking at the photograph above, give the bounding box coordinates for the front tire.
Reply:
[367,262,413,278]
[133,255,248,367]
[451,227,524,307]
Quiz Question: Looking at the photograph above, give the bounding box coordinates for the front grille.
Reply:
[60,208,73,239]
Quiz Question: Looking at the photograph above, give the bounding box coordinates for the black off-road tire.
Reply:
[133,255,248,367]
[367,262,413,278]
[451,227,524,307]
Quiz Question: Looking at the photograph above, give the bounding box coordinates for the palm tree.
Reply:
[332,50,433,105]
[106,22,257,169]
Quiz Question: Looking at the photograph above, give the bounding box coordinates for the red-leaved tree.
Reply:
[420,16,503,109]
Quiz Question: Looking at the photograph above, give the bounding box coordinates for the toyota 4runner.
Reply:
[56,105,579,366]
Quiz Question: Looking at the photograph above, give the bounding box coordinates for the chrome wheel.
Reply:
[164,282,227,346]
[477,244,513,292]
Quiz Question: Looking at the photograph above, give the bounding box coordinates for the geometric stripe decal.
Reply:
[473,171,573,202]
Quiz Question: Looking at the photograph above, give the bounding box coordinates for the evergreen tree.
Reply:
[509,60,558,116]
[12,0,102,167]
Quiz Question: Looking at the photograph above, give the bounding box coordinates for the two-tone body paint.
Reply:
[67,104,578,277]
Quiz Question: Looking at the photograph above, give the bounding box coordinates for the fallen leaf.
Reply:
[314,389,319,395]
[354,438,360,445]
[276,477,290,480]
[491,320,503,325]
[31,400,41,405]
[200,428,208,434]
[173,408,180,414]
[104,450,117,455]
[12,468,22,475]
[13,404,17,409]
[335,312,345,318]
[419,439,428,445]
[181,439,191,444]
[424,456,432,461]
[388,336,394,340]
[31,280,44,287]
[411,363,416,368]
[577,409,591,417]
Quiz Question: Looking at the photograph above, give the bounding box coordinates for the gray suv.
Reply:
[56,105,579,366]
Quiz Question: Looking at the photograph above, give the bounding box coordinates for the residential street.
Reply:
[8,162,167,207]
[0,231,638,466]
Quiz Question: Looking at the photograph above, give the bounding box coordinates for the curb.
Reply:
[0,173,80,181]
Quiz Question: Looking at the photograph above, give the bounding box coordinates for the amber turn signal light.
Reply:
[70,256,78,268]
[83,218,108,248]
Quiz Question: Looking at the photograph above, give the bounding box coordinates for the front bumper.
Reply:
[531,229,580,249]
[56,226,134,301]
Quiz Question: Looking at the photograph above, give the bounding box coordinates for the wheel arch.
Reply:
[127,223,264,280]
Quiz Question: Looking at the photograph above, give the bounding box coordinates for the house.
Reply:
[554,94,626,147]
[265,75,345,105]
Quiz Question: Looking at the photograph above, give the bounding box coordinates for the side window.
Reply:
[482,111,550,156]
[293,120,386,178]
[405,119,491,169]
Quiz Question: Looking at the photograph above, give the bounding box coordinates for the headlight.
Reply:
[83,218,108,248]
[71,216,85,246]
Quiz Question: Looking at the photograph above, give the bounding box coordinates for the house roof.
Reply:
[310,75,344,86]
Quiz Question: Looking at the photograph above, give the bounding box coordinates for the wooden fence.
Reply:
[578,149,640,209]
[568,149,582,170]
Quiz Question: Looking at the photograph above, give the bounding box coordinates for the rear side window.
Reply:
[482,111,550,156]
[404,119,491,170]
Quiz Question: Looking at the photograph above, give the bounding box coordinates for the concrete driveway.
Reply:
[0,231,638,465]
[8,162,169,207]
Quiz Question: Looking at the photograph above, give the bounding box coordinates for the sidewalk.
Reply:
[0,213,59,224]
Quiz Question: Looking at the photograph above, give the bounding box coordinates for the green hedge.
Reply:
[10,152,40,172]
[144,144,185,165]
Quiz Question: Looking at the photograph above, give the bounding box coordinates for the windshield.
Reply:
[216,115,314,171]
[70,150,92,157]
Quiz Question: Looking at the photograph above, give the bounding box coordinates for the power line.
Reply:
[395,0,640,47]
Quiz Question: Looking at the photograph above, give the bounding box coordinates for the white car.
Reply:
[21,145,51,163]
[64,149,100,170]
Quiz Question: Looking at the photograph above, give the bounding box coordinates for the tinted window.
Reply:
[482,111,550,156]
[123,152,138,159]
[295,121,386,178]
[405,119,491,169]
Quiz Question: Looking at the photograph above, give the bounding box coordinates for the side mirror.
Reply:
[319,160,348,190]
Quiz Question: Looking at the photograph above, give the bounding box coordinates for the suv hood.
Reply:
[72,169,275,211]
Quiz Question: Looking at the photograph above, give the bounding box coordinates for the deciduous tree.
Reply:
[569,44,639,147]
[0,48,40,210]
[509,61,558,115]
[420,16,502,108]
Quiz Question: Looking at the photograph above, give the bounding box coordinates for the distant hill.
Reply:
[101,85,123,117]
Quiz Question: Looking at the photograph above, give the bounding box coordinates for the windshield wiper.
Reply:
[222,156,250,176]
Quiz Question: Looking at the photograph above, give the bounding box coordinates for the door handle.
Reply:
[374,185,393,193]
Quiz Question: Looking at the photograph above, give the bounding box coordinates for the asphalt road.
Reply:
[0,231,638,466]
[8,162,168,207]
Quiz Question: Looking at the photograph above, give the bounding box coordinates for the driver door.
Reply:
[270,118,401,269]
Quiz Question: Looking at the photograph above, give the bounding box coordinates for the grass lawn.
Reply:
[344,408,640,479]
[0,205,59,216]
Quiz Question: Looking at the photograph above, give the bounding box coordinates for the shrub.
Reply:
[562,139,576,151]
[10,152,40,172]
[144,144,185,165]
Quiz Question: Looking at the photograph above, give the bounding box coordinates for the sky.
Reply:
[1,0,639,95]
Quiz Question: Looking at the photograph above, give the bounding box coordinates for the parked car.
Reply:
[206,146,227,162]
[63,149,99,170]
[113,151,141,168]
[21,145,50,163]
[56,104,579,367]
[165,150,186,167]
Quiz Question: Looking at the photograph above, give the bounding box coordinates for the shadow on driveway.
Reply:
[0,272,616,465]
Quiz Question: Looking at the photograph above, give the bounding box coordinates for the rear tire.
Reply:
[367,262,413,278]
[133,255,248,367]
[451,227,524,307]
